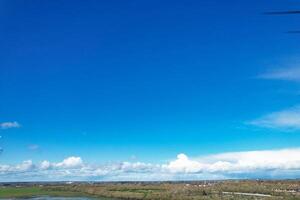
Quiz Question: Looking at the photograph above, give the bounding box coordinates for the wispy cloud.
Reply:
[28,144,39,151]
[0,121,20,129]
[252,64,300,130]
[259,67,300,82]
[249,106,300,130]
[2,148,300,181]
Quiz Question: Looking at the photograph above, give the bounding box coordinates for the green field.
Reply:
[0,186,84,198]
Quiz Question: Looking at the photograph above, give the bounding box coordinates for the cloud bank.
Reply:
[1,148,300,181]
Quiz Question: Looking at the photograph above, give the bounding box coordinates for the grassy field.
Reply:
[1,180,300,199]
[0,186,85,198]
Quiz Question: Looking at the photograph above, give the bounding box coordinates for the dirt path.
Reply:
[222,191,272,197]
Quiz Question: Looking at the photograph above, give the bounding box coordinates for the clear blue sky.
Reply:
[1,0,300,181]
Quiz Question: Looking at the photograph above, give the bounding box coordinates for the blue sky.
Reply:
[1,0,300,181]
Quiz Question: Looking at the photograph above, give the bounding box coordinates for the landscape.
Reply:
[2,0,300,199]
[1,180,300,199]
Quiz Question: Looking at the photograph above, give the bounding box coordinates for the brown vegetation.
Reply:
[43,180,300,199]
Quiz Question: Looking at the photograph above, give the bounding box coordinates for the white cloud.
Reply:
[119,162,157,173]
[202,148,300,172]
[0,160,35,174]
[163,149,300,174]
[15,160,35,171]
[259,67,300,82]
[40,160,51,170]
[54,156,83,169]
[164,154,207,173]
[38,157,83,170]
[1,148,300,181]
[249,106,300,130]
[0,121,20,129]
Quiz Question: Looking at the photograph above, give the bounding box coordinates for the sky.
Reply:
[1,0,300,181]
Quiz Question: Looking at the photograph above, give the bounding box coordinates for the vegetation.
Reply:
[0,186,85,198]
[1,180,300,199]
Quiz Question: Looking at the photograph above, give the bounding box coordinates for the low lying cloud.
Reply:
[1,148,300,181]
[249,106,300,130]
[164,148,300,174]
[53,156,83,169]
[0,121,20,129]
[38,156,83,170]
[164,154,206,173]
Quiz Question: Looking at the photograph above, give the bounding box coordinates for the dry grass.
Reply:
[1,180,300,199]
